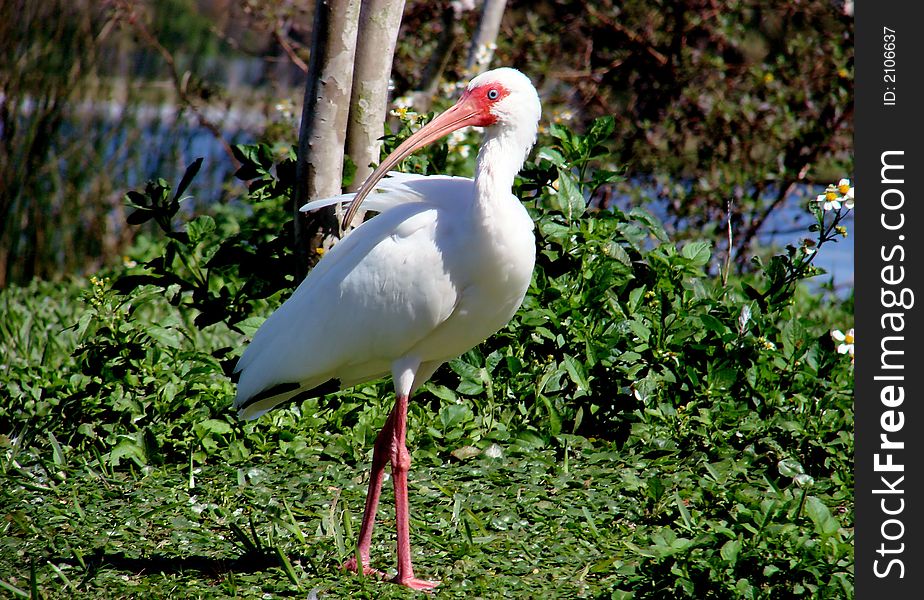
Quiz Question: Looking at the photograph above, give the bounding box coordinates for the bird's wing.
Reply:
[234,175,475,419]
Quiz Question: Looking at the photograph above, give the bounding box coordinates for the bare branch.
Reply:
[111,0,237,165]
[273,27,309,73]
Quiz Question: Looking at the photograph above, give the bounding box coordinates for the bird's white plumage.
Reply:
[234,174,534,419]
[233,67,541,421]
[232,67,542,588]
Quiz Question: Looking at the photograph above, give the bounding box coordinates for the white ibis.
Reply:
[233,67,541,590]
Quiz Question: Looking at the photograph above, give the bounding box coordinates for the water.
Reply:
[52,104,853,295]
[609,177,854,295]
[759,190,854,291]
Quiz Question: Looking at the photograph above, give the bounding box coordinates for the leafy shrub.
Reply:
[0,117,853,597]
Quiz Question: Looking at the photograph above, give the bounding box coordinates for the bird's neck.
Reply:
[473,126,533,209]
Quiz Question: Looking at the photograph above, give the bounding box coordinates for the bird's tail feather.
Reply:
[235,379,341,421]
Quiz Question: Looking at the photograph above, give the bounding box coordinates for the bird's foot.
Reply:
[340,557,386,579]
[392,575,440,591]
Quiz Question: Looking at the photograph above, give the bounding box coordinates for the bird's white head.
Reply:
[462,68,542,189]
[341,68,542,228]
[463,67,541,140]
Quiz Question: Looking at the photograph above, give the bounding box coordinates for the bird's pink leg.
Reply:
[390,393,440,590]
[341,409,396,578]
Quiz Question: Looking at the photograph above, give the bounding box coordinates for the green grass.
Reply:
[3,413,852,598]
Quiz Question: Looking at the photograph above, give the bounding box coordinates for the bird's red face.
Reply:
[341,79,513,227]
[455,83,512,127]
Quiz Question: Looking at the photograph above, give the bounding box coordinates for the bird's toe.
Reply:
[393,575,441,591]
[341,557,386,579]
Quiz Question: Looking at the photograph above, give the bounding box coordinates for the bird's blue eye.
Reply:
[487,89,499,100]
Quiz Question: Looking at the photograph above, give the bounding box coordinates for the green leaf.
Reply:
[626,319,651,342]
[777,458,805,478]
[236,316,266,337]
[562,354,589,391]
[108,437,147,467]
[187,215,216,245]
[197,419,232,436]
[647,477,665,501]
[720,539,741,565]
[708,365,737,390]
[456,378,484,396]
[804,496,840,536]
[537,147,566,167]
[699,314,728,335]
[439,403,473,429]
[549,122,573,147]
[48,432,65,467]
[538,219,572,245]
[173,157,204,201]
[627,207,670,242]
[147,325,181,348]
[554,167,587,219]
[681,240,712,266]
[126,208,155,225]
[627,286,646,312]
[275,546,301,591]
[540,395,562,436]
[588,116,616,145]
[603,241,632,266]
[425,383,458,403]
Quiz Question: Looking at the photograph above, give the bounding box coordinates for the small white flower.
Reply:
[843,186,855,209]
[392,95,414,110]
[447,129,467,148]
[816,185,841,211]
[553,109,574,124]
[816,179,854,211]
[831,328,855,357]
[450,0,477,15]
[274,99,295,120]
[390,104,420,125]
[440,80,466,96]
[473,43,496,68]
[447,129,471,158]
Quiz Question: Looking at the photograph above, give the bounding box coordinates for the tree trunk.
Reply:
[293,0,362,281]
[466,0,507,73]
[345,0,407,198]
